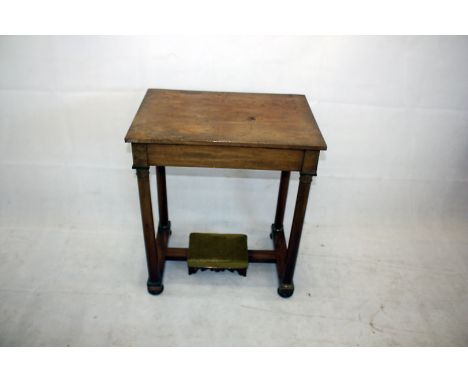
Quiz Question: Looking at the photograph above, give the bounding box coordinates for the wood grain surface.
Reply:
[125,89,327,150]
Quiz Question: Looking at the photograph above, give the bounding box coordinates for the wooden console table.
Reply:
[125,89,327,297]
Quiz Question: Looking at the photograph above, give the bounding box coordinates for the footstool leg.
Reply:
[135,166,164,295]
[278,172,313,298]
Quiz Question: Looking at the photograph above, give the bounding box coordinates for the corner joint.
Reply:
[133,165,150,178]
[299,172,314,183]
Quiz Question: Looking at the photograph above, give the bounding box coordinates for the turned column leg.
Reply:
[135,166,164,295]
[271,171,290,237]
[278,172,313,298]
[156,166,171,233]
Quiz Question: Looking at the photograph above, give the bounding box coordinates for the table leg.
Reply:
[156,166,171,233]
[271,171,290,236]
[278,172,313,298]
[135,166,164,295]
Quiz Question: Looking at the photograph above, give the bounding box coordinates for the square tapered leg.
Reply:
[135,166,164,295]
[277,172,313,298]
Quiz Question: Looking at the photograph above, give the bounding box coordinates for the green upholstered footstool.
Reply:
[187,233,248,276]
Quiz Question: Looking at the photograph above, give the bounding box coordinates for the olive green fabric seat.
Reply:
[188,233,248,272]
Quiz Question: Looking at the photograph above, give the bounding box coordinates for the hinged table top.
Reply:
[125,89,327,151]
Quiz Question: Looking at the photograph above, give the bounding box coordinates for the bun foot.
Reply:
[147,279,164,295]
[277,283,294,298]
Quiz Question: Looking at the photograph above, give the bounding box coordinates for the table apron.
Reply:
[132,143,319,172]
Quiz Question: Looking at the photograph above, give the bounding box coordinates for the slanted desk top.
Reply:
[125,89,327,151]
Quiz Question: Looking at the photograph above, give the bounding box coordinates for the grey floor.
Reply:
[1,210,467,346]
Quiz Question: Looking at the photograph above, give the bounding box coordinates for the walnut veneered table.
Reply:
[125,89,327,298]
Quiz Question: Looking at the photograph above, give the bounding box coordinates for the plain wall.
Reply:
[1,36,467,236]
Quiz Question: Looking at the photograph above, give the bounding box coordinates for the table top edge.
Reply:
[124,137,327,151]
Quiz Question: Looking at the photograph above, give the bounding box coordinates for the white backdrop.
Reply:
[1,36,467,233]
[1,36,467,346]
